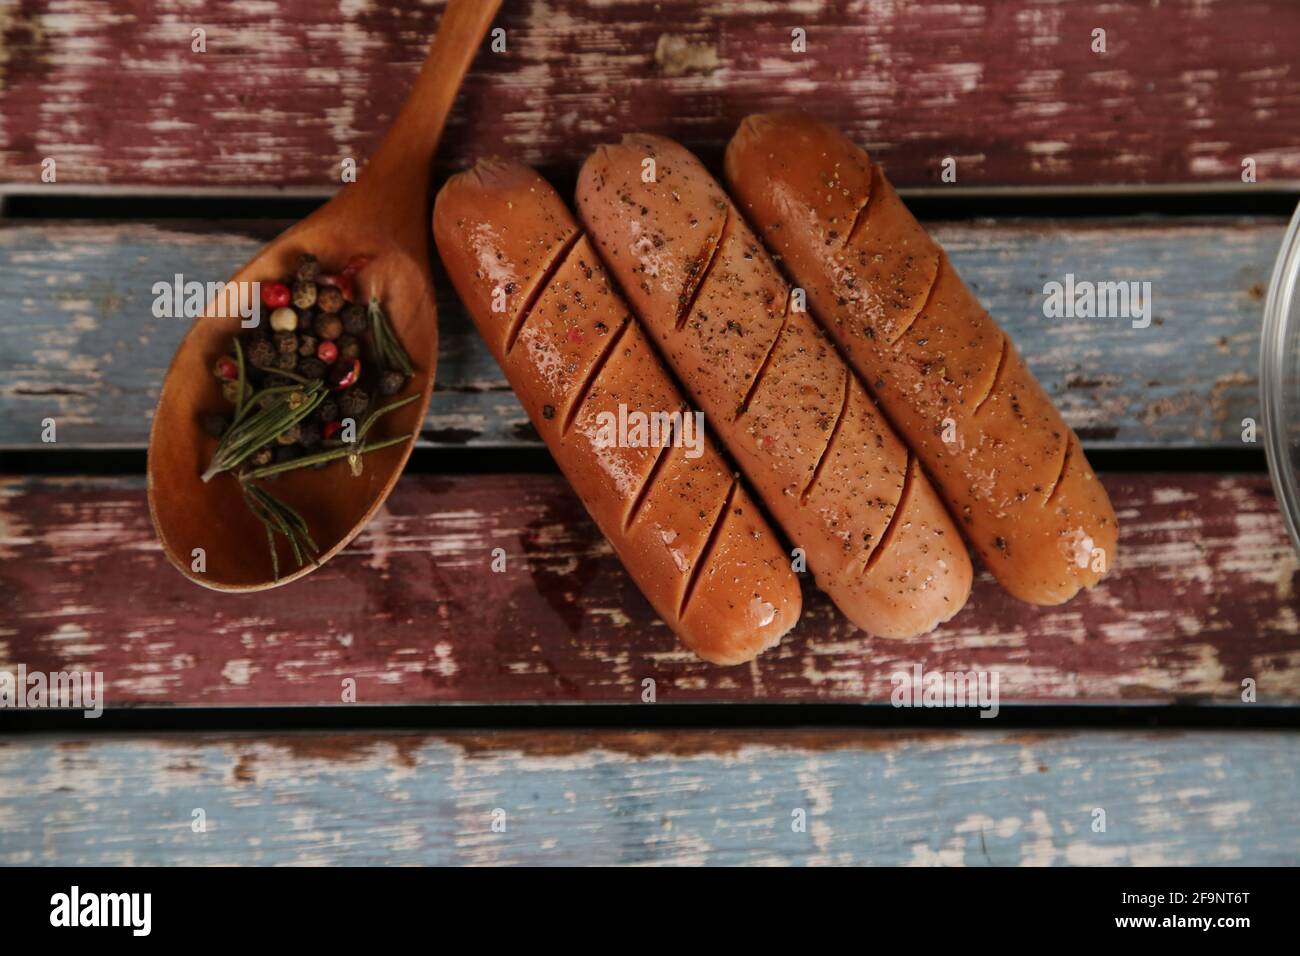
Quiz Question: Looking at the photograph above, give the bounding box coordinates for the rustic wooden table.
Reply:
[1,0,1299,866]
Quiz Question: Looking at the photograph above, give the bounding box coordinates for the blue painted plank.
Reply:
[1,730,1295,865]
[0,217,1279,449]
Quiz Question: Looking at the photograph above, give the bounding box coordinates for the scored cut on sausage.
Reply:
[576,134,972,638]
[723,112,1118,605]
[434,159,800,664]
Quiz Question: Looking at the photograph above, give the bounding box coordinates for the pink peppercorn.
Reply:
[261,282,291,309]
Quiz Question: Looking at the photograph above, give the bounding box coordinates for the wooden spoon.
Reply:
[148,0,503,591]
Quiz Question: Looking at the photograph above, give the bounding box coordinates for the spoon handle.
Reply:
[358,0,504,237]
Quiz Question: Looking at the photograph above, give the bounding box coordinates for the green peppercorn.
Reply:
[315,312,343,341]
[317,286,344,314]
[221,379,243,404]
[250,447,274,467]
[339,387,370,419]
[297,334,318,357]
[294,254,320,282]
[298,357,327,380]
[379,370,406,396]
[276,423,302,446]
[341,303,368,335]
[336,333,361,361]
[292,281,318,310]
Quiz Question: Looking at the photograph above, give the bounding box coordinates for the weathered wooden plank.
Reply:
[2,1,1298,189]
[1,729,1295,865]
[2,472,1296,705]
[0,217,1278,448]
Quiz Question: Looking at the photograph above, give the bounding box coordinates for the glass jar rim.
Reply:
[1261,200,1300,557]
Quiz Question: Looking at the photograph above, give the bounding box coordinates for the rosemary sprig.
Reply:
[201,380,326,482]
[368,296,413,376]
[241,481,319,580]
[240,432,412,481]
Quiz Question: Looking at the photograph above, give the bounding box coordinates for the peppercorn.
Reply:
[247,338,276,369]
[274,352,298,372]
[379,370,406,396]
[315,312,343,341]
[269,306,298,332]
[292,281,318,310]
[339,387,370,419]
[298,420,322,449]
[341,303,368,335]
[297,333,318,357]
[202,413,228,437]
[213,356,238,381]
[317,340,339,364]
[261,281,292,309]
[221,379,243,404]
[250,447,273,467]
[319,399,340,422]
[276,423,302,446]
[336,333,361,361]
[274,331,299,355]
[294,254,320,282]
[317,286,344,314]
[298,357,327,380]
[330,356,361,390]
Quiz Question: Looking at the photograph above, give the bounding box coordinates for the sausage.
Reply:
[723,112,1118,604]
[433,159,800,664]
[576,135,972,638]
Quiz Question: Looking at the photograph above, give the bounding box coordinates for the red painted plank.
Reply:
[0,1,1296,188]
[1,472,1296,705]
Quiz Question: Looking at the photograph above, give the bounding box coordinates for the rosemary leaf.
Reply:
[368,296,413,376]
[240,432,412,481]
[233,338,248,421]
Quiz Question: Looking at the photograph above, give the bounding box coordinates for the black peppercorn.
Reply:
[274,331,298,355]
[298,357,327,380]
[379,370,406,396]
[336,334,361,361]
[247,338,276,369]
[298,420,322,449]
[292,281,318,310]
[317,286,344,314]
[297,333,318,357]
[339,387,370,419]
[315,313,343,341]
[202,413,228,437]
[341,303,368,335]
[274,352,298,372]
[294,254,320,282]
[319,399,340,422]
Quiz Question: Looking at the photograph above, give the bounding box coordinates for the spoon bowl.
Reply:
[148,0,502,591]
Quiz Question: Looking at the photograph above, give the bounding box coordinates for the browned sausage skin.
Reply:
[577,135,972,638]
[724,112,1118,605]
[434,159,800,664]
